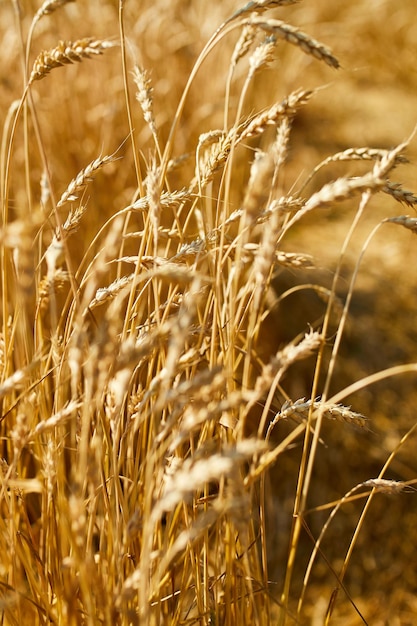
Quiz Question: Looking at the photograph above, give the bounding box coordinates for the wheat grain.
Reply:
[362,478,408,495]
[128,188,191,212]
[154,439,267,519]
[38,268,70,313]
[133,65,157,136]
[277,398,368,428]
[303,172,385,212]
[34,0,75,21]
[243,150,276,219]
[231,0,300,23]
[197,129,235,188]
[251,331,322,403]
[239,90,313,140]
[89,273,135,308]
[385,215,417,234]
[383,181,417,207]
[231,25,257,67]
[29,38,115,83]
[248,17,340,68]
[32,400,80,436]
[57,154,118,207]
[248,34,277,77]
[275,251,315,268]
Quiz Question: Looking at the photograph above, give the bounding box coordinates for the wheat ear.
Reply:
[29,39,116,84]
[248,17,340,68]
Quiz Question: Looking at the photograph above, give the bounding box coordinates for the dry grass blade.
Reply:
[248,17,340,68]
[29,39,116,83]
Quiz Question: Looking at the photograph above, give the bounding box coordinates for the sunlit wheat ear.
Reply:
[245,331,322,414]
[0,216,42,302]
[37,269,70,315]
[302,171,385,213]
[231,0,300,22]
[239,89,313,140]
[362,478,411,495]
[248,17,340,68]
[11,407,31,461]
[32,400,80,437]
[126,189,191,215]
[33,0,75,23]
[196,129,236,189]
[275,250,315,268]
[373,139,411,179]
[248,34,277,78]
[153,440,267,521]
[57,153,118,207]
[29,39,116,84]
[133,65,158,138]
[231,25,257,67]
[299,146,409,193]
[243,150,276,220]
[276,398,368,429]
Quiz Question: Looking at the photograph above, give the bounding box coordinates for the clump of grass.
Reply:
[1,1,417,624]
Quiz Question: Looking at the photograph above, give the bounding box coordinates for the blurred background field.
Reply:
[1,1,417,623]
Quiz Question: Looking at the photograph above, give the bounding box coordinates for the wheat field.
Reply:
[1,1,417,624]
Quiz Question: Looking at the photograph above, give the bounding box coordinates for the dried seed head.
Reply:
[275,251,315,269]
[248,17,340,69]
[277,398,368,429]
[362,478,409,495]
[304,172,384,212]
[243,150,276,219]
[231,25,257,67]
[248,35,277,77]
[385,215,417,234]
[90,273,135,309]
[38,268,70,314]
[29,39,116,84]
[40,170,50,206]
[231,0,300,23]
[383,181,417,207]
[133,66,157,135]
[34,0,75,21]
[239,90,313,140]
[57,153,118,207]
